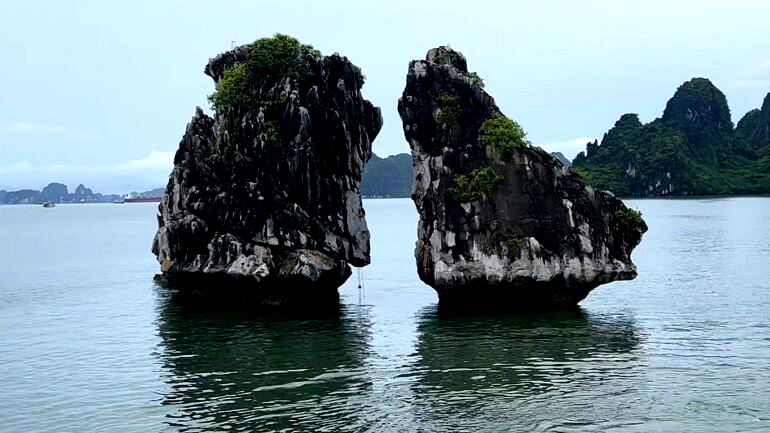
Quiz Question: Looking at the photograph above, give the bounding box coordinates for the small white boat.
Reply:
[113,199,125,204]
[42,201,56,208]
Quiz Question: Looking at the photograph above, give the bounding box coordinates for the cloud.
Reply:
[0,151,174,194]
[729,79,770,90]
[533,137,595,161]
[747,60,770,77]
[0,121,99,141]
[115,151,175,170]
[728,60,770,90]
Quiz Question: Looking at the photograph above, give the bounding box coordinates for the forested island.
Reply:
[360,153,412,198]
[573,78,770,196]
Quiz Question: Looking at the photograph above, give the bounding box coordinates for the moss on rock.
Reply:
[480,114,528,157]
[452,167,503,202]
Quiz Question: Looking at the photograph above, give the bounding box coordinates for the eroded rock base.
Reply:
[435,280,595,310]
[154,269,348,309]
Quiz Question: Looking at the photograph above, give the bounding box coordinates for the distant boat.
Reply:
[42,201,56,208]
[124,197,161,203]
[113,199,125,204]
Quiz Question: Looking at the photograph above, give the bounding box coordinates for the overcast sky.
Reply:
[2,0,770,193]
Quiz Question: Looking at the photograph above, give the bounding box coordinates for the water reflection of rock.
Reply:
[154,287,373,432]
[411,307,645,430]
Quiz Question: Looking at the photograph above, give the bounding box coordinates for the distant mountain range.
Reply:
[0,184,163,205]
[1,183,118,204]
[573,78,770,196]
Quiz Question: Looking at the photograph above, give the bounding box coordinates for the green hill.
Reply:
[573,78,770,196]
[361,153,412,198]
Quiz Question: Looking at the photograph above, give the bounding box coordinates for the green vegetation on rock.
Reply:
[452,167,503,202]
[573,167,589,180]
[479,114,528,156]
[466,71,485,88]
[208,63,251,109]
[432,49,463,66]
[208,34,322,110]
[265,120,280,144]
[573,78,770,196]
[436,93,460,125]
[352,65,365,84]
[504,233,525,251]
[615,208,644,232]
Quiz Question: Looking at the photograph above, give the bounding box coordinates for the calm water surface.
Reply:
[1,197,769,432]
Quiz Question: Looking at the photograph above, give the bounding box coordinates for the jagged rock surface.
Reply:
[661,77,734,160]
[398,46,647,307]
[152,41,382,301]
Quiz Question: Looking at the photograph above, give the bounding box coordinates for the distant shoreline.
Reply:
[0,201,160,206]
[620,193,770,200]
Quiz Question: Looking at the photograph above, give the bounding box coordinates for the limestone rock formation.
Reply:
[398,46,647,307]
[736,92,770,154]
[152,35,382,302]
[661,77,733,160]
[360,152,413,198]
[573,81,770,196]
[41,183,68,202]
[550,152,572,167]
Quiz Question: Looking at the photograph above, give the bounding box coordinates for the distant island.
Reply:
[123,188,165,202]
[361,153,412,198]
[550,152,572,167]
[573,78,770,196]
[0,184,163,205]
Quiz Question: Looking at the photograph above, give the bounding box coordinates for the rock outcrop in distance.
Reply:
[573,79,770,196]
[398,46,646,307]
[152,35,382,303]
[550,152,572,167]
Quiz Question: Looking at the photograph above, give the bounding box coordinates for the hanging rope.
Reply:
[356,267,365,304]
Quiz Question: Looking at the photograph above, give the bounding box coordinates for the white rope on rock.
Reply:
[357,267,365,304]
